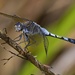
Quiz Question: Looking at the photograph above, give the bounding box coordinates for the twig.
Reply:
[0,32,55,75]
[1,56,14,65]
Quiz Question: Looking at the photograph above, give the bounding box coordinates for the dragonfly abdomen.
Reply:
[48,33,75,44]
[60,37,75,44]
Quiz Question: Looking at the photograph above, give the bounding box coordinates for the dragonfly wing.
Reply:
[0,12,29,22]
[43,35,49,55]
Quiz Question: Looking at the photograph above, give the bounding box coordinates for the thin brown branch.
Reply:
[0,32,55,75]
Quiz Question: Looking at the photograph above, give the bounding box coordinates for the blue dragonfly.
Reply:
[0,12,75,55]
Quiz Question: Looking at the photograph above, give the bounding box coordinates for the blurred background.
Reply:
[0,0,75,75]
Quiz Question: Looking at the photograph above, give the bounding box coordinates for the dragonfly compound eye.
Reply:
[15,22,22,31]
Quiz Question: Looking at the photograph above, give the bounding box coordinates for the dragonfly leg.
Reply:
[14,33,22,42]
[24,37,36,50]
[18,41,25,44]
[24,39,30,49]
[0,28,7,45]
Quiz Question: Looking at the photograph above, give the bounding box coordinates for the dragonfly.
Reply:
[0,12,75,55]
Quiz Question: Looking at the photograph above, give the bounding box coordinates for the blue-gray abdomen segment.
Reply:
[60,37,75,44]
[40,27,50,35]
[48,33,75,44]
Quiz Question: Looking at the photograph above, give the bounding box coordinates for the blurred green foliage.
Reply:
[18,3,75,75]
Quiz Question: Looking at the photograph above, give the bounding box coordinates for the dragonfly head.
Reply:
[15,22,23,32]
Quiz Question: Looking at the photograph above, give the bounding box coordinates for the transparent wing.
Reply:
[0,12,30,22]
[43,35,49,55]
